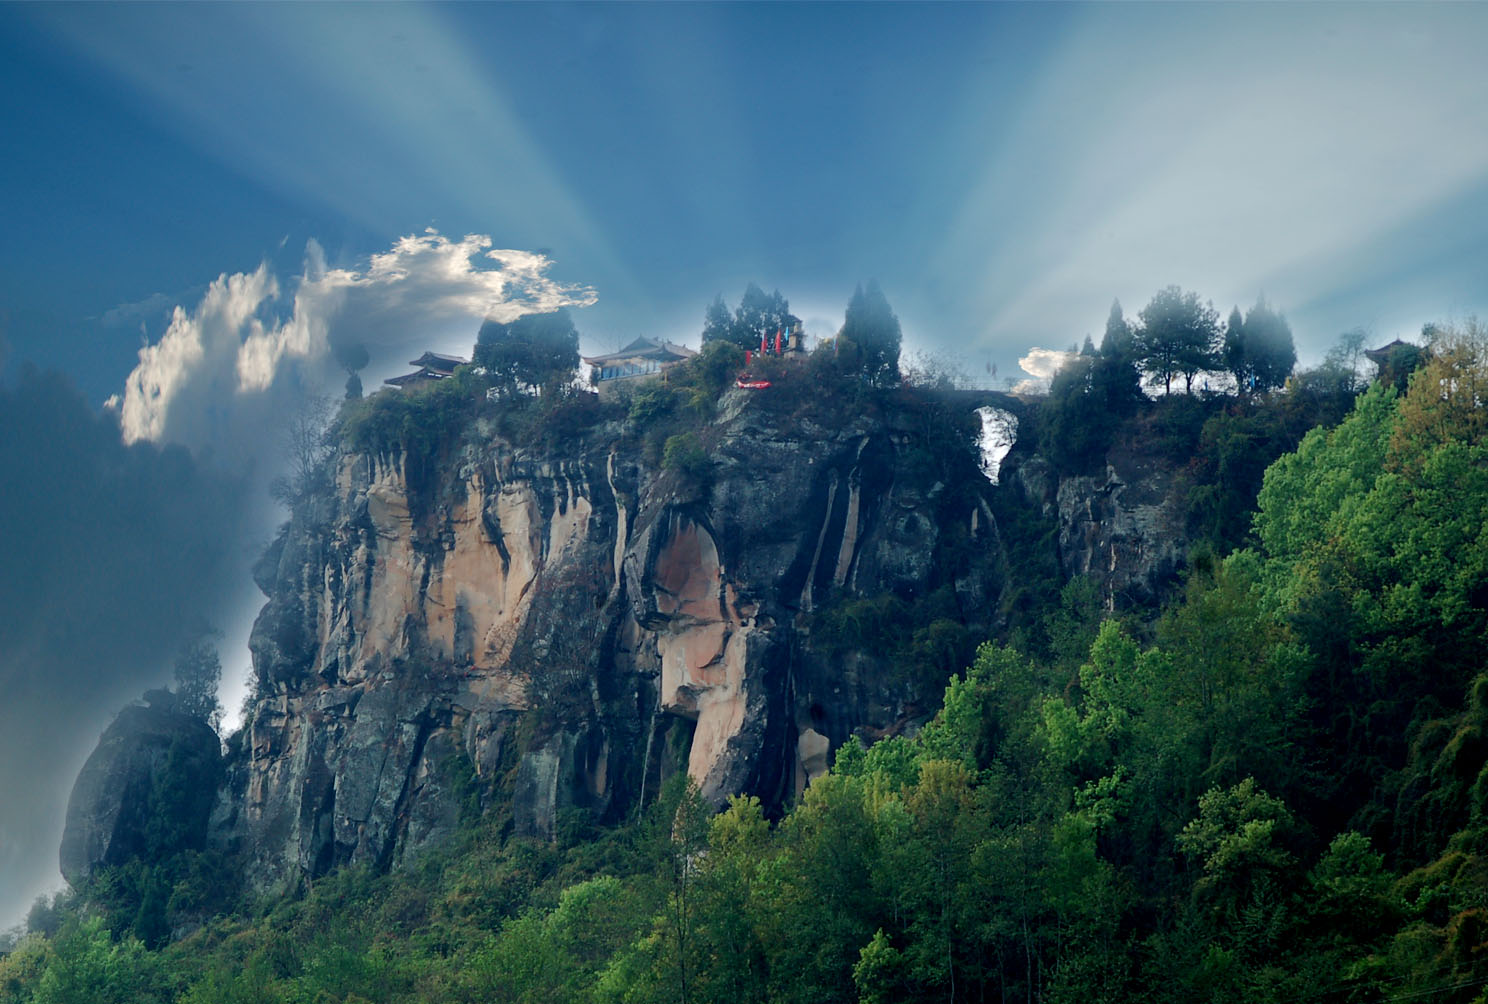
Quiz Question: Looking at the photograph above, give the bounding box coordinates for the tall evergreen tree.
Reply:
[1222,306,1246,391]
[172,633,222,729]
[701,294,732,344]
[840,280,902,387]
[1100,299,1135,361]
[1224,297,1296,395]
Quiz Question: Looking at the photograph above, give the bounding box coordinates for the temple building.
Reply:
[582,337,697,397]
[383,351,467,389]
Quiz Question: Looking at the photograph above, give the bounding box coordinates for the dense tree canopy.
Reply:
[474,308,581,397]
[1039,349,1142,473]
[1223,296,1296,394]
[701,284,796,352]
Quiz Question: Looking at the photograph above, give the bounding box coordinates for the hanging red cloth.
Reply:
[745,349,752,365]
[774,329,782,355]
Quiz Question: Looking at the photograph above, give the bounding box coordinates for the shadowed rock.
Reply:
[59,692,220,886]
[205,385,1187,894]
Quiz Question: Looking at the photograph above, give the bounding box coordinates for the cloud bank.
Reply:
[112,230,597,452]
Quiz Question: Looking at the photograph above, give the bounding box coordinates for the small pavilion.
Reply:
[384,352,467,389]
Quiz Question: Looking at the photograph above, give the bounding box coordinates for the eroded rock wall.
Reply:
[218,388,1050,891]
[1011,445,1189,608]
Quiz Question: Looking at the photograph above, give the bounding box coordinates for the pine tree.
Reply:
[172,634,222,730]
[840,280,902,387]
[1136,286,1220,394]
[1100,299,1134,361]
[701,294,732,344]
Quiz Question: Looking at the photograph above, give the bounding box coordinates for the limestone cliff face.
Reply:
[1011,443,1189,608]
[210,387,1189,891]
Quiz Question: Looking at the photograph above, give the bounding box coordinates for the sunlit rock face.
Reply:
[215,388,1033,891]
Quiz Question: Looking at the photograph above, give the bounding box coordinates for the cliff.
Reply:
[64,384,1194,894]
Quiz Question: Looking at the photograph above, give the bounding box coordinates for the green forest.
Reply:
[5,304,1488,1004]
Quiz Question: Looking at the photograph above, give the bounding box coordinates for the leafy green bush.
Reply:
[661,432,711,482]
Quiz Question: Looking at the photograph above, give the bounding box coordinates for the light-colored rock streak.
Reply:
[607,452,627,595]
[832,466,861,587]
[976,406,1017,485]
[649,517,751,796]
[799,477,838,611]
[794,727,830,796]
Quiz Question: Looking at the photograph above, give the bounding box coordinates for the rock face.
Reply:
[1012,443,1189,608]
[202,386,1189,893]
[60,692,220,886]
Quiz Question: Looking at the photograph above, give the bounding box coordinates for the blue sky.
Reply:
[5,1,1485,406]
[2,0,1487,928]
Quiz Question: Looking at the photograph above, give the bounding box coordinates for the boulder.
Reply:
[59,693,220,886]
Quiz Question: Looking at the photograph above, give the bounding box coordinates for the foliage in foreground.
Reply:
[7,326,1488,1003]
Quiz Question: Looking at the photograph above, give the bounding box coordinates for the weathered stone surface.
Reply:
[1012,444,1188,607]
[211,385,1184,892]
[60,693,220,886]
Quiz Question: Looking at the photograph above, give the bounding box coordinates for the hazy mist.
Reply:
[0,370,249,929]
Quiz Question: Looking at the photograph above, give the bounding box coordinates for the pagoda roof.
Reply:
[409,351,466,373]
[1364,338,1417,363]
[383,370,441,387]
[582,337,696,366]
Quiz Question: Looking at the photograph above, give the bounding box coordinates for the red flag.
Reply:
[760,332,767,353]
[745,349,752,365]
[775,329,782,355]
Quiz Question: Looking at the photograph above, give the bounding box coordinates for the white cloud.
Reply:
[1018,347,1078,381]
[113,231,597,450]
[116,267,276,444]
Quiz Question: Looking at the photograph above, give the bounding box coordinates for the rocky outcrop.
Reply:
[58,378,1199,897]
[207,387,1047,892]
[105,380,1193,895]
[1012,443,1189,608]
[60,692,220,885]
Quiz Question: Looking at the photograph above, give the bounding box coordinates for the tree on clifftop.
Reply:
[701,294,732,344]
[701,284,796,352]
[1223,297,1296,395]
[334,342,370,400]
[1136,286,1220,394]
[840,280,902,387]
[1100,299,1137,364]
[172,632,223,730]
[734,283,794,350]
[475,308,580,398]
